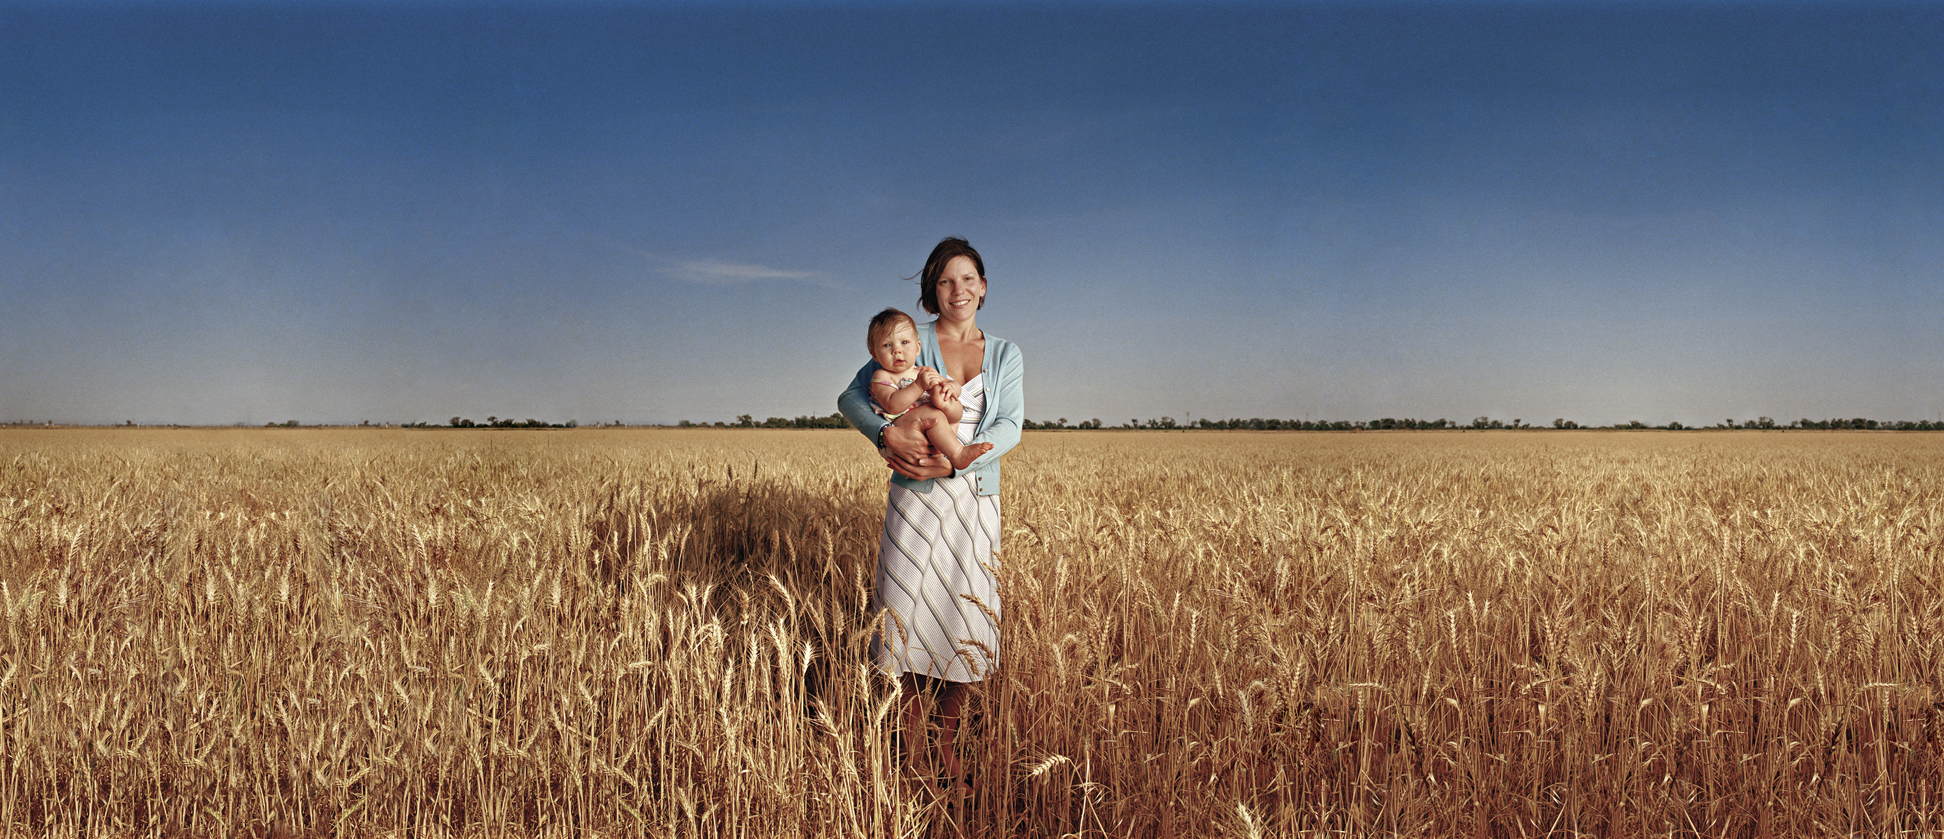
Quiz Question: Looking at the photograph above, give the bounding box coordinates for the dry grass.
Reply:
[0,428,1939,837]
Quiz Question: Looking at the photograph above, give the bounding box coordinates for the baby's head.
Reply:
[867,308,920,374]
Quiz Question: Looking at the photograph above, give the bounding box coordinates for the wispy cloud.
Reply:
[550,219,838,290]
[671,259,819,286]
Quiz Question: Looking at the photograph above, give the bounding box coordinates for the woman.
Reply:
[836,237,1023,793]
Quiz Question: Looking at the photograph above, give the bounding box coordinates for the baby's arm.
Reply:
[871,369,929,414]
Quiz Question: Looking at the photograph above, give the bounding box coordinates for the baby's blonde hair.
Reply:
[867,307,917,352]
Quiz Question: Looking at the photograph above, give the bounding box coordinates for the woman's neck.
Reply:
[934,315,980,343]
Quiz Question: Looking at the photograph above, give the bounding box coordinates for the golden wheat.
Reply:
[0,428,1938,837]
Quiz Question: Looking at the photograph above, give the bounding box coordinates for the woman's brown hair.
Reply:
[913,237,986,316]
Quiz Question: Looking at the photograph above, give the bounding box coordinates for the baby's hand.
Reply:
[914,367,943,389]
[934,379,963,403]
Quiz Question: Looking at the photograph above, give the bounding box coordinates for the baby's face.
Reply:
[871,323,920,374]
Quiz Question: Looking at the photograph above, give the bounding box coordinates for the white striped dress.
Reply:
[871,374,1001,683]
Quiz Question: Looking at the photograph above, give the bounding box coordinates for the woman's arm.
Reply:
[837,361,890,442]
[963,341,1023,471]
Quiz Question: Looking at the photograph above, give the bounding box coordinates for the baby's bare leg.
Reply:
[933,392,963,425]
[896,406,992,471]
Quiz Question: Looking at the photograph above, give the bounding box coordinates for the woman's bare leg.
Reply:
[898,674,937,788]
[934,681,969,789]
[899,674,971,794]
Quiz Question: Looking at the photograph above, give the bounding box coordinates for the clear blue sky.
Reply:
[4,0,1940,427]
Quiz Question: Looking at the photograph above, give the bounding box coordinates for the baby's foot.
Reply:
[949,442,994,471]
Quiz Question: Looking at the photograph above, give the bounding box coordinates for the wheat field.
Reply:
[0,428,1938,837]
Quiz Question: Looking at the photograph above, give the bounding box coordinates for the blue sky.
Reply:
[3,0,1940,427]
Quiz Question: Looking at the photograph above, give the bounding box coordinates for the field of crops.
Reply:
[0,428,1939,837]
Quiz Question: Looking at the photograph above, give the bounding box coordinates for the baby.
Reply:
[867,308,993,471]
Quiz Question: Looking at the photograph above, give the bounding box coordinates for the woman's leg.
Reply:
[898,673,936,784]
[934,680,969,787]
[898,674,974,790]
[899,674,971,789]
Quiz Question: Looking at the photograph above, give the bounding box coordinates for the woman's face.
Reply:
[934,255,986,323]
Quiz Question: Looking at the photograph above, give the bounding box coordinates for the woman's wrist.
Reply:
[875,423,891,449]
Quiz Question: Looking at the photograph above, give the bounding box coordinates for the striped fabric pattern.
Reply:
[871,376,1001,683]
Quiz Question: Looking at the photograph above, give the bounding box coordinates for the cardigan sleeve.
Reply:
[837,359,888,443]
[964,339,1023,470]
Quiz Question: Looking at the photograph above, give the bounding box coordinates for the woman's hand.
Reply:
[880,422,953,480]
[888,457,953,480]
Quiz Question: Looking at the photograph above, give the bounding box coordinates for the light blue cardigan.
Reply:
[837,320,1023,496]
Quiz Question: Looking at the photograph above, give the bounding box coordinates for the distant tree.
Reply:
[787,413,847,429]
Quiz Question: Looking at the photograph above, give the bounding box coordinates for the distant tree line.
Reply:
[397,416,578,429]
[678,413,851,429]
[41,413,1943,431]
[1014,415,1944,431]
[668,413,1944,431]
